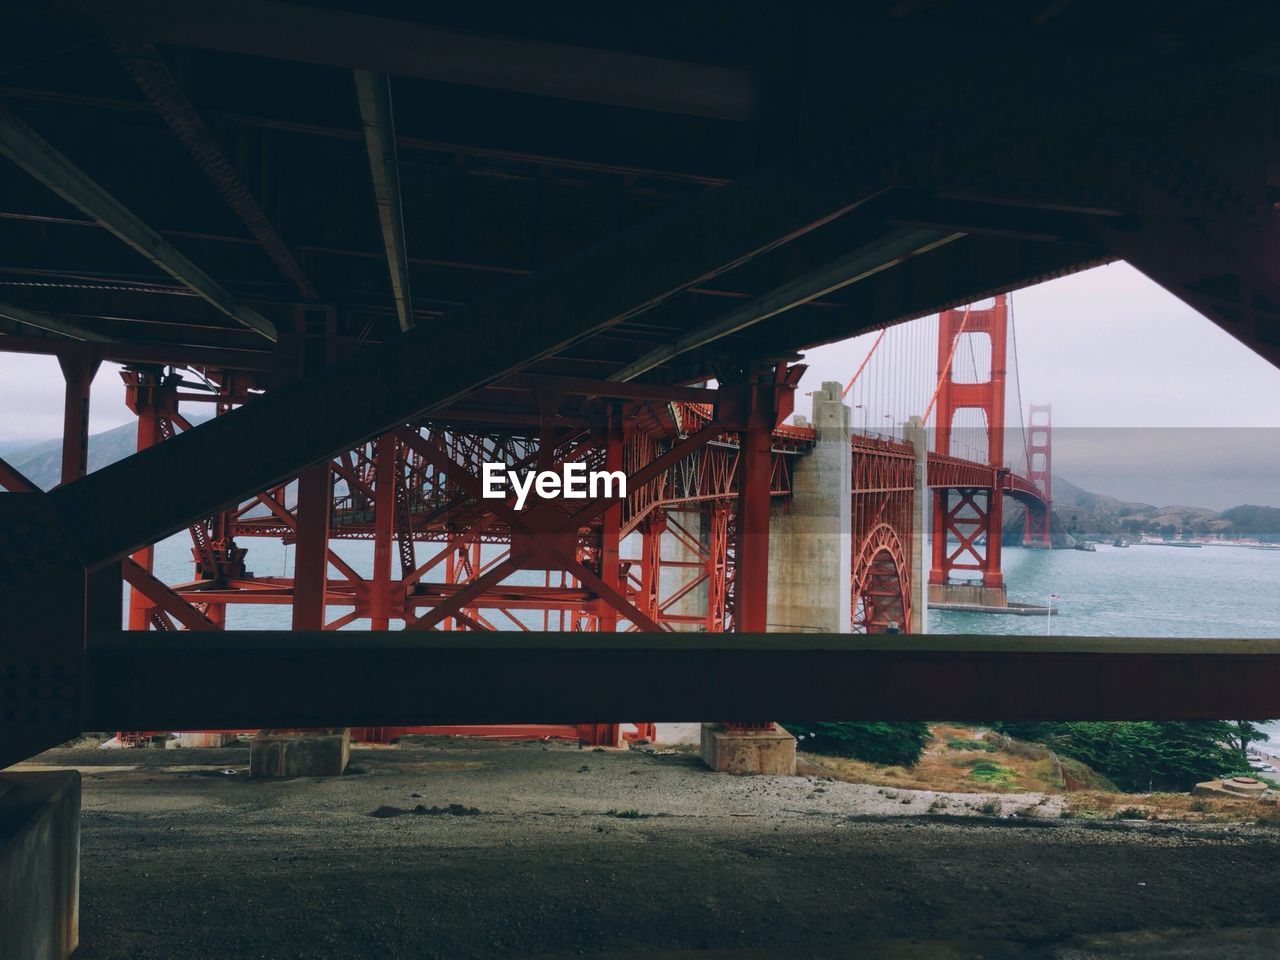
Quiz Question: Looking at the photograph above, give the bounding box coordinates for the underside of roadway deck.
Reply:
[3,2,1280,957]
[16,738,1280,960]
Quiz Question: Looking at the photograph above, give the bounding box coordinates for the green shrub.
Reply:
[946,738,994,752]
[787,722,931,766]
[1113,807,1148,820]
[966,759,1018,786]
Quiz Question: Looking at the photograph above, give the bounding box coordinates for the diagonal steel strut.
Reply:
[51,172,884,569]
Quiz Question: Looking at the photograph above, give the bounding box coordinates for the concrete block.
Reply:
[1193,776,1270,799]
[700,723,796,776]
[170,732,240,749]
[250,729,350,778]
[0,771,80,960]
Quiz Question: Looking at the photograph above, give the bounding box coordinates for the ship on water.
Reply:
[1138,537,1203,548]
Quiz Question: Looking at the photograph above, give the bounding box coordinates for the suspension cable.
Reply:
[842,328,886,399]
[1008,293,1032,479]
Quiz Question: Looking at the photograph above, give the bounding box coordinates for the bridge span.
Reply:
[30,296,1048,644]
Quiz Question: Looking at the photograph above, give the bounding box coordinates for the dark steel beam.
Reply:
[496,374,718,404]
[0,297,115,343]
[0,332,274,372]
[610,227,959,382]
[741,235,1114,365]
[51,171,879,569]
[66,0,759,122]
[0,102,279,341]
[84,633,1280,728]
[0,85,735,187]
[353,70,413,332]
[113,40,318,300]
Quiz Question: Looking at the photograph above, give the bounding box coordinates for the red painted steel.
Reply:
[108,339,1048,746]
[930,296,1014,590]
[1022,404,1053,547]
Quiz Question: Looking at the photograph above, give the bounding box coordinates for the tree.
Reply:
[785,722,931,766]
[1221,504,1280,538]
[1225,720,1270,759]
[995,721,1255,792]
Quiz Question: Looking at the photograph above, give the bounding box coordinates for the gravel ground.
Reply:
[16,737,1280,959]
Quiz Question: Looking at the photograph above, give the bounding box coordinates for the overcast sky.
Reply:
[797,262,1280,509]
[2,262,1278,507]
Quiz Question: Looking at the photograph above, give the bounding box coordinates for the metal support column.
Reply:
[56,351,100,487]
[734,419,773,633]
[595,409,624,632]
[122,369,171,630]
[292,461,331,631]
[370,434,396,629]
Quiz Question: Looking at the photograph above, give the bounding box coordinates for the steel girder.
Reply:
[83,634,1280,729]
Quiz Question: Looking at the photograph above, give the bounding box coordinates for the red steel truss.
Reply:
[96,341,1048,746]
[850,434,916,633]
[927,295,1050,590]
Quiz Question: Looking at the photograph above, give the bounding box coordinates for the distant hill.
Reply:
[3,418,209,491]
[1003,475,1278,544]
[1220,504,1280,536]
[3,421,141,491]
[0,438,38,456]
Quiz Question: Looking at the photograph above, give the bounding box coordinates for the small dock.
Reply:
[929,600,1058,616]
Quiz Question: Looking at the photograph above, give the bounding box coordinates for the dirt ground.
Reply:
[15,736,1280,959]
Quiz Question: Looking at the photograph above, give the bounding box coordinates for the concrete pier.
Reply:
[705,383,855,776]
[766,382,852,634]
[0,771,80,960]
[928,581,1009,608]
[904,416,929,634]
[700,723,796,775]
[249,729,351,778]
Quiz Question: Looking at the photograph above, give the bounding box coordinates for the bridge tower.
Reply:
[1022,404,1053,548]
[929,296,1008,601]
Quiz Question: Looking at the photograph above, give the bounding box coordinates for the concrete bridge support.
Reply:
[703,382,850,775]
[905,416,929,634]
[766,381,852,634]
[0,772,80,960]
